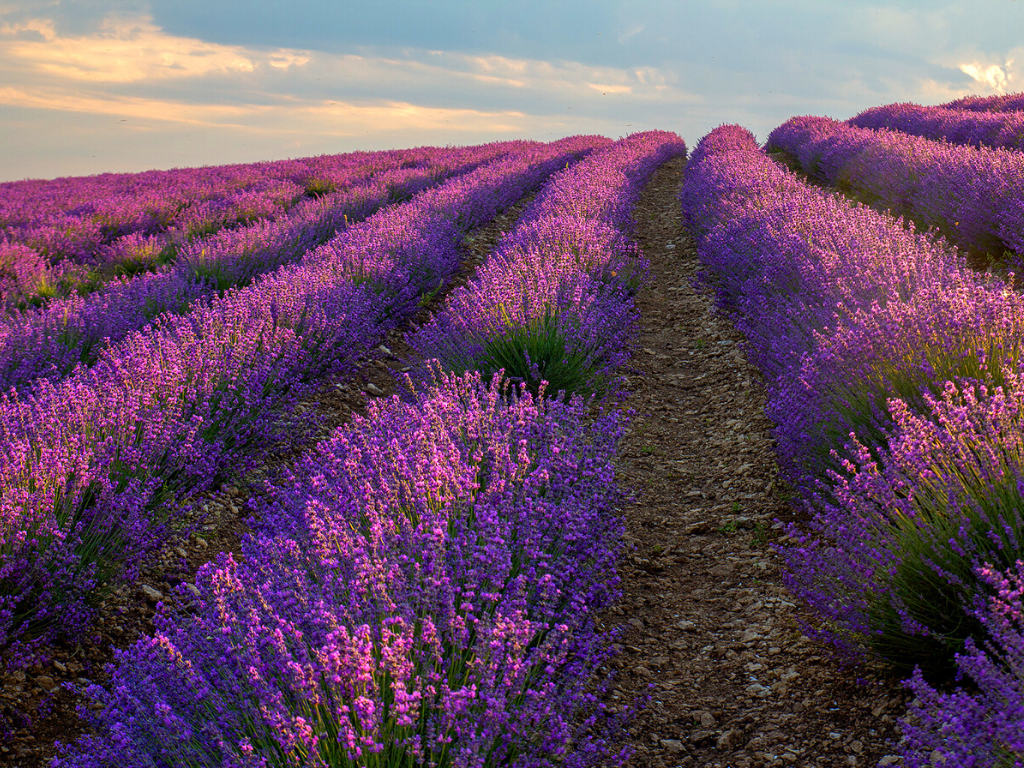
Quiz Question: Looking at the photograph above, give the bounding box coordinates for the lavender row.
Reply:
[0,144,447,231]
[54,131,683,768]
[406,131,685,400]
[0,135,606,661]
[59,368,630,768]
[850,101,1024,151]
[942,90,1024,112]
[0,152,381,276]
[0,143,513,313]
[0,142,522,394]
[765,114,1024,259]
[681,126,1024,763]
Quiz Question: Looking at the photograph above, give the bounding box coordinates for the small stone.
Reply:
[634,666,653,678]
[739,628,761,643]
[877,757,902,767]
[717,728,744,751]
[35,675,55,691]
[676,620,697,632]
[377,345,393,357]
[174,547,188,558]
[929,750,946,765]
[365,383,385,396]
[52,660,67,673]
[184,583,202,598]
[767,646,782,655]
[140,585,165,602]
[744,682,769,697]
[710,562,734,578]
[700,711,717,727]
[194,536,208,548]
[851,740,863,754]
[659,739,684,753]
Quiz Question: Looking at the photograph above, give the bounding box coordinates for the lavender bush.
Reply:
[899,561,1024,767]
[681,124,1024,679]
[406,131,685,400]
[765,115,1024,261]
[56,366,630,768]
[850,102,1024,152]
[942,91,1024,113]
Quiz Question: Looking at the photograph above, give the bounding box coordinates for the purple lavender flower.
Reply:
[56,366,630,768]
[899,560,1024,767]
[765,115,1024,260]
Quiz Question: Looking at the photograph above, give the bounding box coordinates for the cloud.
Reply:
[959,60,1013,93]
[0,11,695,124]
[617,24,644,45]
[1,14,310,83]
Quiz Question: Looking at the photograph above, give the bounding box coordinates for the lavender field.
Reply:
[4,98,1024,767]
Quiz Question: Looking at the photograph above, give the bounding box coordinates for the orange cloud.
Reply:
[1,15,309,83]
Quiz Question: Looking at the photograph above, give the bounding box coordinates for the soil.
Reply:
[0,157,913,768]
[606,156,909,767]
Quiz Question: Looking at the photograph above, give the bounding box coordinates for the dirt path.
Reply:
[607,156,908,768]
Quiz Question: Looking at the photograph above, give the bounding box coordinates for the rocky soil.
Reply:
[606,156,909,767]
[1,157,914,768]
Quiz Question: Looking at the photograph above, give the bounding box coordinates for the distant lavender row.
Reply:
[0,143,512,313]
[765,115,1024,259]
[682,126,1024,763]
[56,131,681,768]
[0,144,452,230]
[407,130,686,400]
[850,102,1024,151]
[0,135,605,660]
[942,91,1024,112]
[0,142,521,393]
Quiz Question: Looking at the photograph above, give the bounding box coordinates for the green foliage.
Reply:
[468,307,611,401]
[866,472,1024,681]
[304,178,336,198]
[815,335,1024,482]
[751,521,770,548]
[417,278,445,308]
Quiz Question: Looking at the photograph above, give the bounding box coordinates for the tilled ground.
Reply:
[607,156,909,768]
[3,158,914,768]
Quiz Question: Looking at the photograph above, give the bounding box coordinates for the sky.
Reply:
[1,0,1022,182]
